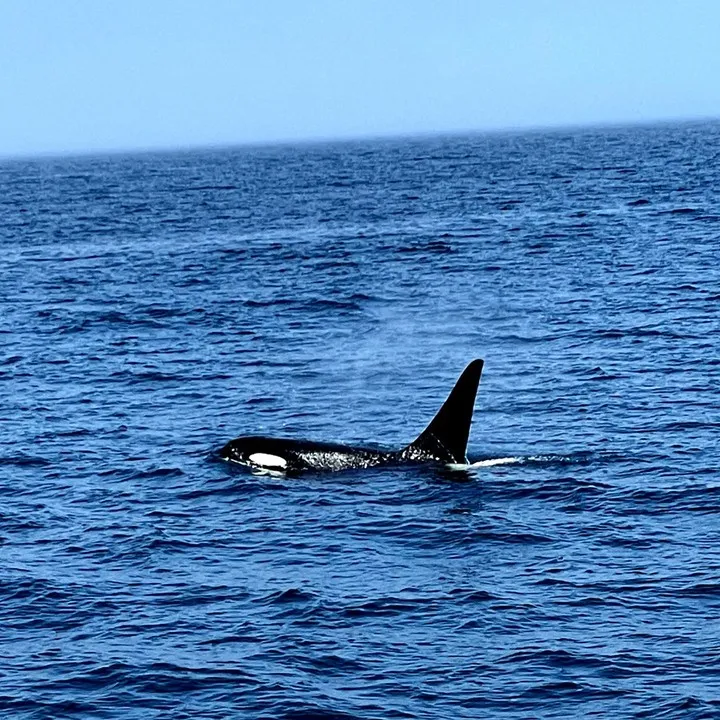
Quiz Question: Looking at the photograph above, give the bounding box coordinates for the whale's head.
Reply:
[219,436,289,471]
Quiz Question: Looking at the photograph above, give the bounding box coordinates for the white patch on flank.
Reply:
[248,453,288,470]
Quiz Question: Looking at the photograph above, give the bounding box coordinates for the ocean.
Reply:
[2,120,720,719]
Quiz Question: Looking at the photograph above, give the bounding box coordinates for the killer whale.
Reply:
[219,359,484,474]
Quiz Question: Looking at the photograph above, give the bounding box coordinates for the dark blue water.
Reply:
[2,121,720,719]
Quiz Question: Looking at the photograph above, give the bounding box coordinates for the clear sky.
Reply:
[2,0,719,157]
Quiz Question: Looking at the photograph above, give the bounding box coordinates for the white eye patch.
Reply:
[248,453,288,470]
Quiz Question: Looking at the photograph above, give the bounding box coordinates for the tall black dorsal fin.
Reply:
[403,359,484,464]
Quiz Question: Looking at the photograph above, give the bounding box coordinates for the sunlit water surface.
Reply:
[2,121,720,719]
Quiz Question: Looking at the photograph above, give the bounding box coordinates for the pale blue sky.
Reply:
[2,0,719,157]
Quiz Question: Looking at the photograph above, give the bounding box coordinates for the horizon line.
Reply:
[2,113,718,163]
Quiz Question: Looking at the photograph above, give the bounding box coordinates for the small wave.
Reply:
[666,582,720,597]
[300,653,368,674]
[130,467,186,480]
[244,297,296,308]
[37,428,91,440]
[1,355,23,365]
[342,596,430,617]
[448,588,500,603]
[186,184,238,191]
[395,240,454,254]
[142,305,187,319]
[0,454,51,467]
[255,588,317,605]
[665,207,700,215]
[305,298,362,312]
[263,703,358,720]
[102,370,233,384]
